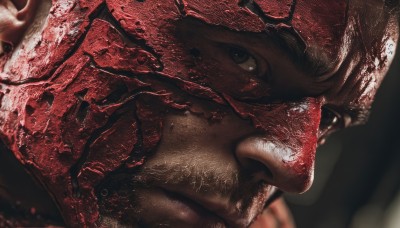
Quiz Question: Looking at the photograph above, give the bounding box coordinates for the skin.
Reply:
[0,0,399,227]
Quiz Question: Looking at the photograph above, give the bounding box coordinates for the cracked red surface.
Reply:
[0,0,398,226]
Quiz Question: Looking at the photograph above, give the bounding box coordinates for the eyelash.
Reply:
[318,106,351,143]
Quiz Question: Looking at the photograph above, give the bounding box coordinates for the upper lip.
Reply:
[160,184,273,227]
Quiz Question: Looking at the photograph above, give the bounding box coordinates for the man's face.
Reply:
[0,0,398,227]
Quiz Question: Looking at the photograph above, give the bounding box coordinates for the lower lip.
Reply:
[161,188,225,225]
[135,187,225,227]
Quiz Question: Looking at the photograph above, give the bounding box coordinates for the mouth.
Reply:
[97,168,277,227]
[159,184,276,228]
[161,188,228,227]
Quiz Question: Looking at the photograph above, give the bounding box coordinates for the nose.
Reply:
[235,137,315,193]
[232,98,321,193]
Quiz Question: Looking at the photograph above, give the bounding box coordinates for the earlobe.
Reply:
[0,0,39,53]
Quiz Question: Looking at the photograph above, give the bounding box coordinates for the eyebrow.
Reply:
[264,29,337,78]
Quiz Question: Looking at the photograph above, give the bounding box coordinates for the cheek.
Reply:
[3,66,191,226]
[0,19,195,225]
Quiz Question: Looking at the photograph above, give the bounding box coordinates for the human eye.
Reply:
[226,45,258,73]
[318,106,351,143]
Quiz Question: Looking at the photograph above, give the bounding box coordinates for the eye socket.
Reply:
[228,46,258,73]
[319,106,343,140]
[320,107,340,129]
[319,106,355,145]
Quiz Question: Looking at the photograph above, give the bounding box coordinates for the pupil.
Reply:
[230,47,249,64]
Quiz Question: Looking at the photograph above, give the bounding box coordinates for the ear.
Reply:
[0,0,40,53]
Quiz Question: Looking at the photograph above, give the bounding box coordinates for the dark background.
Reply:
[287,44,400,228]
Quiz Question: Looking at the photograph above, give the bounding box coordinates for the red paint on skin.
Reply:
[224,95,322,192]
[323,1,399,109]
[105,0,181,44]
[16,63,149,225]
[254,0,294,21]
[0,0,397,226]
[292,0,348,58]
[0,1,345,225]
[78,108,139,186]
[134,92,186,154]
[1,14,196,224]
[0,0,104,82]
[155,72,227,105]
[83,20,161,73]
[181,0,266,32]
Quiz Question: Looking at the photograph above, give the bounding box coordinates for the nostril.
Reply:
[236,137,316,193]
[242,158,274,181]
[11,0,28,11]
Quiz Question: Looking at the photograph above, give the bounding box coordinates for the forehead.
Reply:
[188,0,348,55]
[107,0,348,58]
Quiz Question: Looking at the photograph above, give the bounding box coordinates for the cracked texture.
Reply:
[0,0,397,226]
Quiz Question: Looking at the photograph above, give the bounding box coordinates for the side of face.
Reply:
[0,0,398,227]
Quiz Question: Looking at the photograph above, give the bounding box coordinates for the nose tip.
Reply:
[235,137,315,193]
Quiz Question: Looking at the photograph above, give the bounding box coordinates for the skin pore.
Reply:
[0,0,399,227]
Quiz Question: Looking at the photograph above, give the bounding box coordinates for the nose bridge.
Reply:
[230,97,322,193]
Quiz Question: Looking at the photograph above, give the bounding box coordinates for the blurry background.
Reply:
[287,44,400,228]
